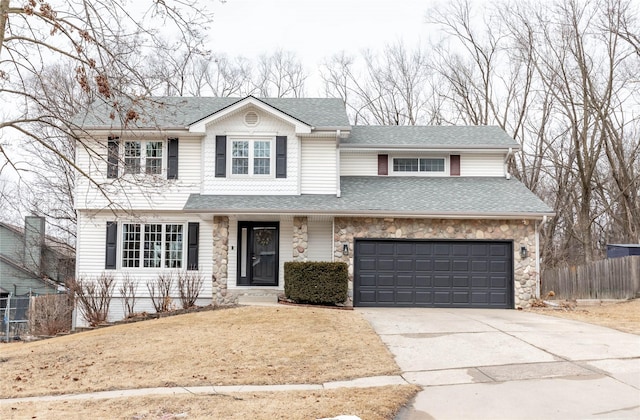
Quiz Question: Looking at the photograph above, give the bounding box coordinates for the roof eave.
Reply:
[183,208,555,220]
[340,144,521,151]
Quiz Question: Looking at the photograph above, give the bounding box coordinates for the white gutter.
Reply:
[535,215,548,299]
[505,147,513,180]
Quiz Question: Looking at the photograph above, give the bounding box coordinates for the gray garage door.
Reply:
[354,240,513,308]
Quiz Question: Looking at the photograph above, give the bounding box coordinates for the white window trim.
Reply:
[120,139,168,178]
[390,155,449,177]
[228,136,275,178]
[119,222,186,270]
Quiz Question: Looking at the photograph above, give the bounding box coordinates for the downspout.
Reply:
[504,147,513,180]
[336,130,341,197]
[535,215,547,299]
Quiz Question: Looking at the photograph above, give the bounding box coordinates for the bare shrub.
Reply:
[119,274,138,318]
[29,294,73,335]
[178,271,205,309]
[67,274,115,326]
[147,272,174,313]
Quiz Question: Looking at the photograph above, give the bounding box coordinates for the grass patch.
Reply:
[0,306,400,398]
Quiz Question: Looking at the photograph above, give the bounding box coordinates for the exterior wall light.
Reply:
[342,243,349,255]
[520,245,528,259]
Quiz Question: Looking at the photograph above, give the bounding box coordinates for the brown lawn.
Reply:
[0,386,420,420]
[529,298,640,335]
[0,306,401,399]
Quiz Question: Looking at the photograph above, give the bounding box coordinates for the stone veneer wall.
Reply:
[292,216,308,262]
[212,216,237,305]
[333,217,538,308]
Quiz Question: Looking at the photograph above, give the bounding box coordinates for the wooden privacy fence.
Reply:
[541,256,640,300]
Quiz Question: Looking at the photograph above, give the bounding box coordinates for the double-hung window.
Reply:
[231,139,272,176]
[122,140,164,175]
[392,157,446,175]
[122,223,184,268]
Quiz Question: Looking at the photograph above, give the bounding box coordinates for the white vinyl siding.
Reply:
[75,136,202,211]
[340,151,507,177]
[75,211,214,326]
[300,138,336,194]
[202,109,299,195]
[460,154,505,177]
[340,152,378,176]
[307,218,333,261]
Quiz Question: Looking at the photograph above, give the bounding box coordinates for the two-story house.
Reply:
[74,96,553,325]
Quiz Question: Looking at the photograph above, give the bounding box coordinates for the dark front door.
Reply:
[237,222,279,286]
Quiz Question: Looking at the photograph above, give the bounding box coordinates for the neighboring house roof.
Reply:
[184,176,553,218]
[77,96,351,130]
[342,126,520,149]
[0,222,75,259]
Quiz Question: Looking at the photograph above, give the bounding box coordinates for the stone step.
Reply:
[237,292,279,306]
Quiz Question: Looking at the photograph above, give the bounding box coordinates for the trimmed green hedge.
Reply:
[284,261,348,305]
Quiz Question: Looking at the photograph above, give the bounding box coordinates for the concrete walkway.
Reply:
[0,375,407,404]
[359,308,640,420]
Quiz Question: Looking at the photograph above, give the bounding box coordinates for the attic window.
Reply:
[244,111,259,127]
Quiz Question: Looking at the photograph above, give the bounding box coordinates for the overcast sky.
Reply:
[208,0,437,94]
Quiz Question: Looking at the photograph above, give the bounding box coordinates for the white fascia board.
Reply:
[77,128,201,140]
[188,97,312,134]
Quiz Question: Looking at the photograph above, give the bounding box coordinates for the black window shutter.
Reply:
[107,138,119,179]
[187,222,199,270]
[276,136,287,178]
[215,135,226,177]
[105,222,118,269]
[167,138,179,179]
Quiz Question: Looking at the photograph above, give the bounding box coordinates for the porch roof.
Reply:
[184,176,554,219]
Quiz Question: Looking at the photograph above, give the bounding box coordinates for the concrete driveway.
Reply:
[359,308,640,419]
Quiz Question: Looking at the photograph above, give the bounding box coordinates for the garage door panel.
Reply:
[396,243,414,255]
[471,292,489,304]
[490,244,508,256]
[377,291,395,302]
[452,244,471,256]
[472,244,489,256]
[415,291,433,304]
[434,260,451,271]
[358,242,377,256]
[452,275,470,287]
[378,274,395,287]
[434,244,451,256]
[472,260,488,272]
[490,261,508,273]
[397,259,414,271]
[377,243,396,255]
[397,274,414,287]
[453,292,471,303]
[354,240,513,308]
[490,276,507,288]
[434,275,452,287]
[434,292,452,304]
[415,275,431,287]
[395,291,415,303]
[452,259,469,271]
[415,259,433,271]
[471,275,489,287]
[415,243,433,255]
[359,257,377,271]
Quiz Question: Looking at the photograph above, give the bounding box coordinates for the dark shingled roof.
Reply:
[184,176,553,217]
[76,97,350,129]
[342,126,519,148]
